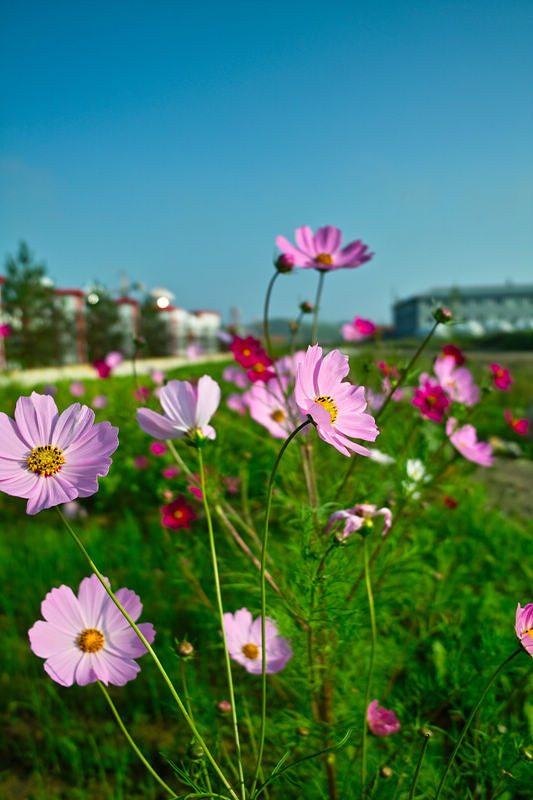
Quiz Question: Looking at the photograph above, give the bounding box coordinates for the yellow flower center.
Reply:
[522,627,533,639]
[27,445,65,477]
[174,509,185,520]
[271,409,285,423]
[314,395,338,424]
[242,643,260,660]
[242,348,252,357]
[77,628,105,653]
[315,253,333,265]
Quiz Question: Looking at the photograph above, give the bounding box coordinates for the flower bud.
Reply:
[433,307,453,324]
[297,726,310,737]
[419,726,433,738]
[217,700,232,714]
[177,641,194,658]
[275,253,295,273]
[300,301,313,314]
[381,766,393,779]
[187,743,205,760]
[520,745,533,762]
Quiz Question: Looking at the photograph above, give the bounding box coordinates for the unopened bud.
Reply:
[217,700,232,714]
[419,726,433,738]
[187,743,204,760]
[177,641,194,658]
[433,307,453,324]
[300,301,313,314]
[275,253,295,273]
[381,766,393,778]
[297,726,310,737]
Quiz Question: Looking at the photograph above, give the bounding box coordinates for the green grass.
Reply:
[0,352,532,799]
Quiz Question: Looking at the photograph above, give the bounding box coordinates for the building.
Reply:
[393,284,533,337]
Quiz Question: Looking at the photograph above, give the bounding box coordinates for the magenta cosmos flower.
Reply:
[137,376,221,442]
[341,317,377,342]
[276,225,373,271]
[412,377,450,423]
[223,608,293,675]
[490,363,512,391]
[0,392,118,515]
[367,700,401,736]
[28,574,155,687]
[504,409,530,436]
[294,344,378,457]
[327,504,392,539]
[160,494,197,530]
[446,418,493,466]
[433,356,479,407]
[515,604,533,658]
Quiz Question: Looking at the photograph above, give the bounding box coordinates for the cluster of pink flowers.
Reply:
[92,351,123,379]
[229,336,275,383]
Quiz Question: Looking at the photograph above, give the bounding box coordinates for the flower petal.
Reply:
[195,375,221,427]
[29,620,76,658]
[137,408,183,439]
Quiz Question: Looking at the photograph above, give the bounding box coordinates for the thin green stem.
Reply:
[311,271,326,345]
[250,418,314,798]
[97,680,177,797]
[334,320,440,504]
[55,507,238,800]
[408,733,431,800]
[263,271,280,360]
[198,449,246,800]
[289,311,304,356]
[180,660,214,797]
[434,648,523,799]
[361,534,377,796]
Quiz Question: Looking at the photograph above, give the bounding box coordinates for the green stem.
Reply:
[311,271,326,345]
[180,660,214,797]
[408,732,431,800]
[289,312,304,356]
[361,534,377,796]
[97,680,177,797]
[198,450,246,800]
[55,507,238,800]
[250,418,314,798]
[434,648,523,799]
[263,271,280,361]
[334,320,440,504]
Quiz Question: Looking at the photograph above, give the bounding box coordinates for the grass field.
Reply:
[1,345,532,799]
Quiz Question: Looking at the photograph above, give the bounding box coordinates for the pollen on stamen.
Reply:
[77,628,105,653]
[242,643,260,659]
[27,444,66,477]
[314,395,338,425]
[271,409,285,423]
[315,253,333,265]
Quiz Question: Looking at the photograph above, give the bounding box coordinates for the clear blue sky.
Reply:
[1,0,532,325]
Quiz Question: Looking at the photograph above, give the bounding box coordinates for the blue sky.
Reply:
[1,0,532,325]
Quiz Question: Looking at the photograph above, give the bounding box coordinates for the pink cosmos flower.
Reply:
[412,377,450,423]
[294,345,379,457]
[446,417,493,466]
[69,382,85,397]
[105,351,123,369]
[490,363,512,391]
[247,351,276,383]
[134,386,150,402]
[434,356,479,406]
[504,409,530,436]
[327,504,392,539]
[276,226,373,271]
[28,574,155,687]
[42,384,57,396]
[223,365,250,389]
[188,485,203,500]
[160,495,197,529]
[0,323,12,337]
[230,336,263,368]
[0,392,118,515]
[223,608,293,674]
[226,393,249,415]
[515,604,533,658]
[341,317,377,342]
[149,441,167,456]
[162,465,180,479]
[367,700,401,736]
[151,370,166,385]
[133,456,149,469]
[92,395,108,409]
[186,343,205,361]
[244,375,304,439]
[223,476,240,494]
[137,376,221,442]
[366,388,385,412]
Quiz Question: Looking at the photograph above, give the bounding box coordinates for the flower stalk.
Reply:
[361,533,377,796]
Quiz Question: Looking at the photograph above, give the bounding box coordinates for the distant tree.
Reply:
[138,297,171,357]
[2,242,72,368]
[85,285,125,362]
